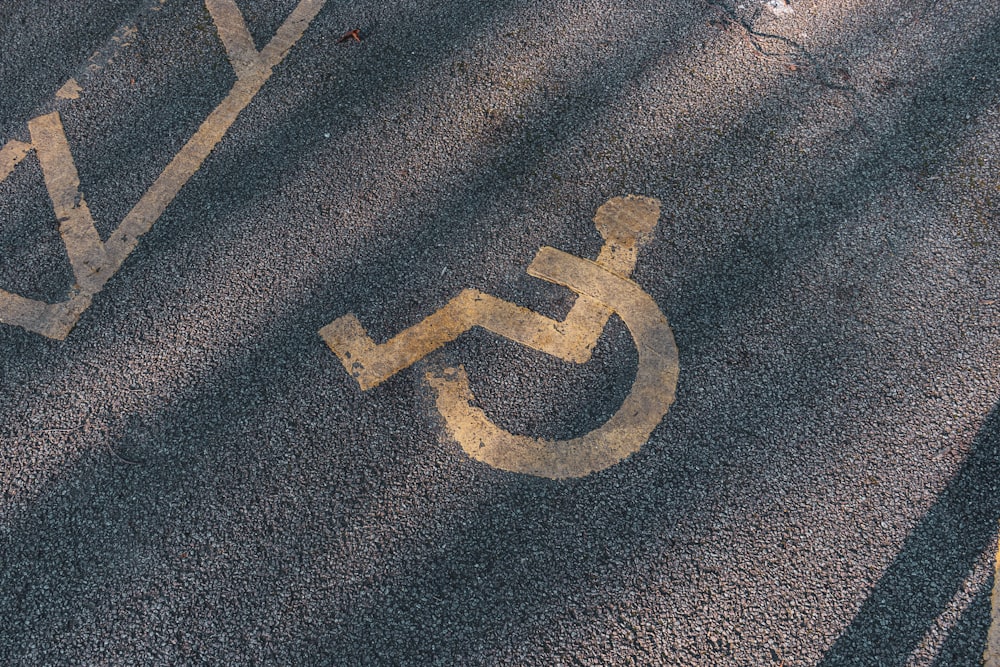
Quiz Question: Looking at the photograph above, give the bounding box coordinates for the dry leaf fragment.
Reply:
[338,28,361,43]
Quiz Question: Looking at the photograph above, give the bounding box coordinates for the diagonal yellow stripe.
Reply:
[205,0,263,80]
[29,112,108,290]
[0,139,31,180]
[0,0,327,339]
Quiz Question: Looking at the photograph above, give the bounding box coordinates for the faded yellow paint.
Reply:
[0,0,326,339]
[29,113,108,291]
[55,78,82,100]
[0,140,31,180]
[205,0,264,80]
[986,530,1000,667]
[321,196,661,388]
[323,288,611,391]
[427,246,678,479]
[322,196,679,478]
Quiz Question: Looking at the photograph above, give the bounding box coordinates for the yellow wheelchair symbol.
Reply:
[320,195,679,478]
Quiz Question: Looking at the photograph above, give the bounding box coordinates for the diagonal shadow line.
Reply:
[819,401,1000,666]
[656,7,1000,363]
[630,7,1000,477]
[932,574,996,666]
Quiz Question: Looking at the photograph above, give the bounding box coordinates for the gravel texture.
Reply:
[1,0,998,664]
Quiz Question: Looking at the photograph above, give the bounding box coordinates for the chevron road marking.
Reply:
[0,0,327,339]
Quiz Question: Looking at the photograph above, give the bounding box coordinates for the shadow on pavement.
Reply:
[0,0,998,664]
[820,403,999,666]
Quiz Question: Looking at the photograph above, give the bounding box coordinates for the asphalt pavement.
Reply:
[1,0,998,664]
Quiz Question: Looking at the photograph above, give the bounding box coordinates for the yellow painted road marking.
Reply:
[321,196,662,389]
[0,0,326,340]
[427,247,678,478]
[55,78,82,100]
[323,288,615,391]
[104,0,326,277]
[321,196,680,478]
[0,140,32,180]
[29,112,108,291]
[205,0,265,80]
[986,529,1000,667]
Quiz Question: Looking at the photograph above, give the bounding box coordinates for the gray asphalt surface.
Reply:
[1,0,999,664]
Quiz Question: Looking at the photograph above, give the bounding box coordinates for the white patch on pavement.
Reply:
[765,0,794,16]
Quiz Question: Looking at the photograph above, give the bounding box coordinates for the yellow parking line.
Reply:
[0,140,31,180]
[0,0,326,340]
[205,0,264,80]
[257,0,326,69]
[103,0,326,280]
[986,530,1000,667]
[29,113,108,291]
